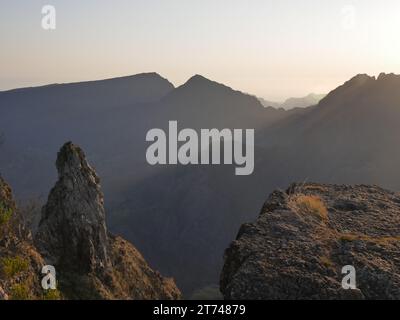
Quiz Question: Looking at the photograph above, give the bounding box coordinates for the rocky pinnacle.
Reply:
[35,142,110,274]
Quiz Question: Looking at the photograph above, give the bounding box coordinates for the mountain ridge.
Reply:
[0,72,174,95]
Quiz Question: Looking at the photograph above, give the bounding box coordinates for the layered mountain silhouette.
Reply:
[0,73,175,200]
[256,73,400,190]
[1,72,400,295]
[259,93,325,110]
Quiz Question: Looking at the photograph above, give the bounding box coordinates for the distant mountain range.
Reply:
[259,93,326,110]
[1,72,400,296]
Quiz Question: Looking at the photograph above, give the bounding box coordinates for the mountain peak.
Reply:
[55,142,98,181]
[377,72,400,82]
[344,72,400,85]
[162,74,238,102]
[183,74,220,87]
[348,73,376,84]
[320,73,376,105]
[170,74,242,97]
[123,72,172,83]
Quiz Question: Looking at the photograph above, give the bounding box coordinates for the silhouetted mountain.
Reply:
[0,72,174,105]
[256,73,400,190]
[153,74,289,130]
[283,93,325,109]
[259,93,325,110]
[0,72,174,200]
[258,97,281,108]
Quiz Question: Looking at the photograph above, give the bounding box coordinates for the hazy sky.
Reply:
[1,0,400,100]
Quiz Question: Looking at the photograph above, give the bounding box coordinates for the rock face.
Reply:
[35,142,181,299]
[35,142,110,274]
[221,183,400,300]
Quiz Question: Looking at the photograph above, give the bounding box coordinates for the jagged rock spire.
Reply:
[35,142,110,274]
[34,142,181,299]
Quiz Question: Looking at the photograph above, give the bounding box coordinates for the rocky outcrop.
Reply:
[34,142,181,299]
[0,176,45,300]
[1,142,181,300]
[35,142,110,274]
[221,183,400,300]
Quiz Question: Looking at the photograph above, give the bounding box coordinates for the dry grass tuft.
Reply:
[319,255,334,268]
[292,195,329,222]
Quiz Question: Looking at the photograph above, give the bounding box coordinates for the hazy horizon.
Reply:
[0,70,330,103]
[1,0,400,100]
